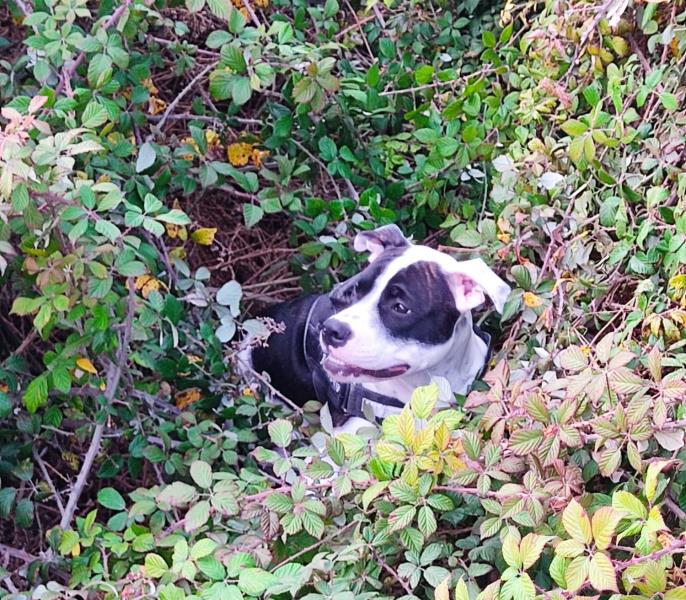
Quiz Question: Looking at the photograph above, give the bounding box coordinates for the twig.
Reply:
[156,62,215,131]
[58,280,137,531]
[335,14,376,39]
[615,537,686,569]
[56,0,133,96]
[292,138,342,199]
[0,543,39,563]
[242,0,261,27]
[33,448,65,519]
[371,547,414,596]
[12,0,33,17]
[272,520,358,571]
[234,354,304,415]
[380,67,493,97]
[14,329,38,356]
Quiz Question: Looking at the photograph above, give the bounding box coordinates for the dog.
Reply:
[239,225,510,434]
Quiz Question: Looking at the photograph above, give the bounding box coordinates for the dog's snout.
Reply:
[321,318,352,348]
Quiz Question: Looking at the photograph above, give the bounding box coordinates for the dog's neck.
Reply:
[357,312,487,411]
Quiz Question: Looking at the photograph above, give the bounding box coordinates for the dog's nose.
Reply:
[321,318,352,348]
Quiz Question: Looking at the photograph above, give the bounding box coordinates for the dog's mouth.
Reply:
[322,355,410,379]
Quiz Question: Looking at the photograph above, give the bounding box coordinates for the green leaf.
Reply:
[190,460,213,489]
[10,296,44,315]
[265,492,293,513]
[418,506,437,537]
[562,499,592,544]
[661,93,678,111]
[156,210,191,225]
[555,539,585,558]
[268,419,293,448]
[223,45,247,73]
[414,65,434,84]
[611,490,647,520]
[23,375,48,413]
[197,556,225,581]
[238,568,278,596]
[410,383,439,419]
[59,530,80,555]
[157,481,197,507]
[388,504,416,532]
[561,119,588,136]
[207,0,231,20]
[302,511,325,538]
[589,552,618,592]
[232,76,252,105]
[362,481,389,510]
[318,136,337,161]
[81,101,108,128]
[145,553,169,578]
[136,142,157,173]
[243,204,263,228]
[97,487,125,511]
[87,54,113,89]
[509,429,544,455]
[15,498,33,528]
[191,542,217,561]
[184,500,211,532]
[426,494,454,511]
[229,7,246,34]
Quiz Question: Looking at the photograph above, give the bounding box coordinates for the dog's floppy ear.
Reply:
[353,224,410,263]
[446,259,510,313]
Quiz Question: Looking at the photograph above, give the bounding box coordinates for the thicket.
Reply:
[2,0,686,598]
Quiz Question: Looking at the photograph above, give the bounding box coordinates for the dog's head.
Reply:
[319,225,510,382]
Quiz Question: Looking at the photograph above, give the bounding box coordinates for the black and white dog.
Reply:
[240,225,510,434]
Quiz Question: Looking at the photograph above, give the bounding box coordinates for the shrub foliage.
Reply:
[2,0,686,598]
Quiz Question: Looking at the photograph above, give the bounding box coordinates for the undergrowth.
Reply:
[2,0,686,598]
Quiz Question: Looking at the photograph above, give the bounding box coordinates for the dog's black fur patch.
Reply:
[329,247,407,310]
[250,295,319,405]
[378,261,459,345]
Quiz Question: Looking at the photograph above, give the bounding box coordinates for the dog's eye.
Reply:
[392,302,410,314]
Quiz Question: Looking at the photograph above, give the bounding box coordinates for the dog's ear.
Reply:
[353,225,410,263]
[446,259,510,313]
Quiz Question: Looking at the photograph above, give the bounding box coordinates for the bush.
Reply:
[2,0,686,598]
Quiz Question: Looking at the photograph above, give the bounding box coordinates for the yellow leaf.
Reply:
[175,388,202,409]
[141,78,159,94]
[434,423,450,451]
[254,0,269,7]
[205,129,221,147]
[645,460,671,503]
[148,96,167,115]
[565,556,589,592]
[76,357,98,375]
[227,142,253,166]
[502,530,522,569]
[591,506,621,550]
[435,574,450,600]
[134,275,164,299]
[562,498,592,544]
[589,552,618,592]
[0,383,8,393]
[251,147,269,168]
[397,407,415,447]
[71,542,81,557]
[519,533,549,569]
[522,292,542,308]
[191,227,217,246]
